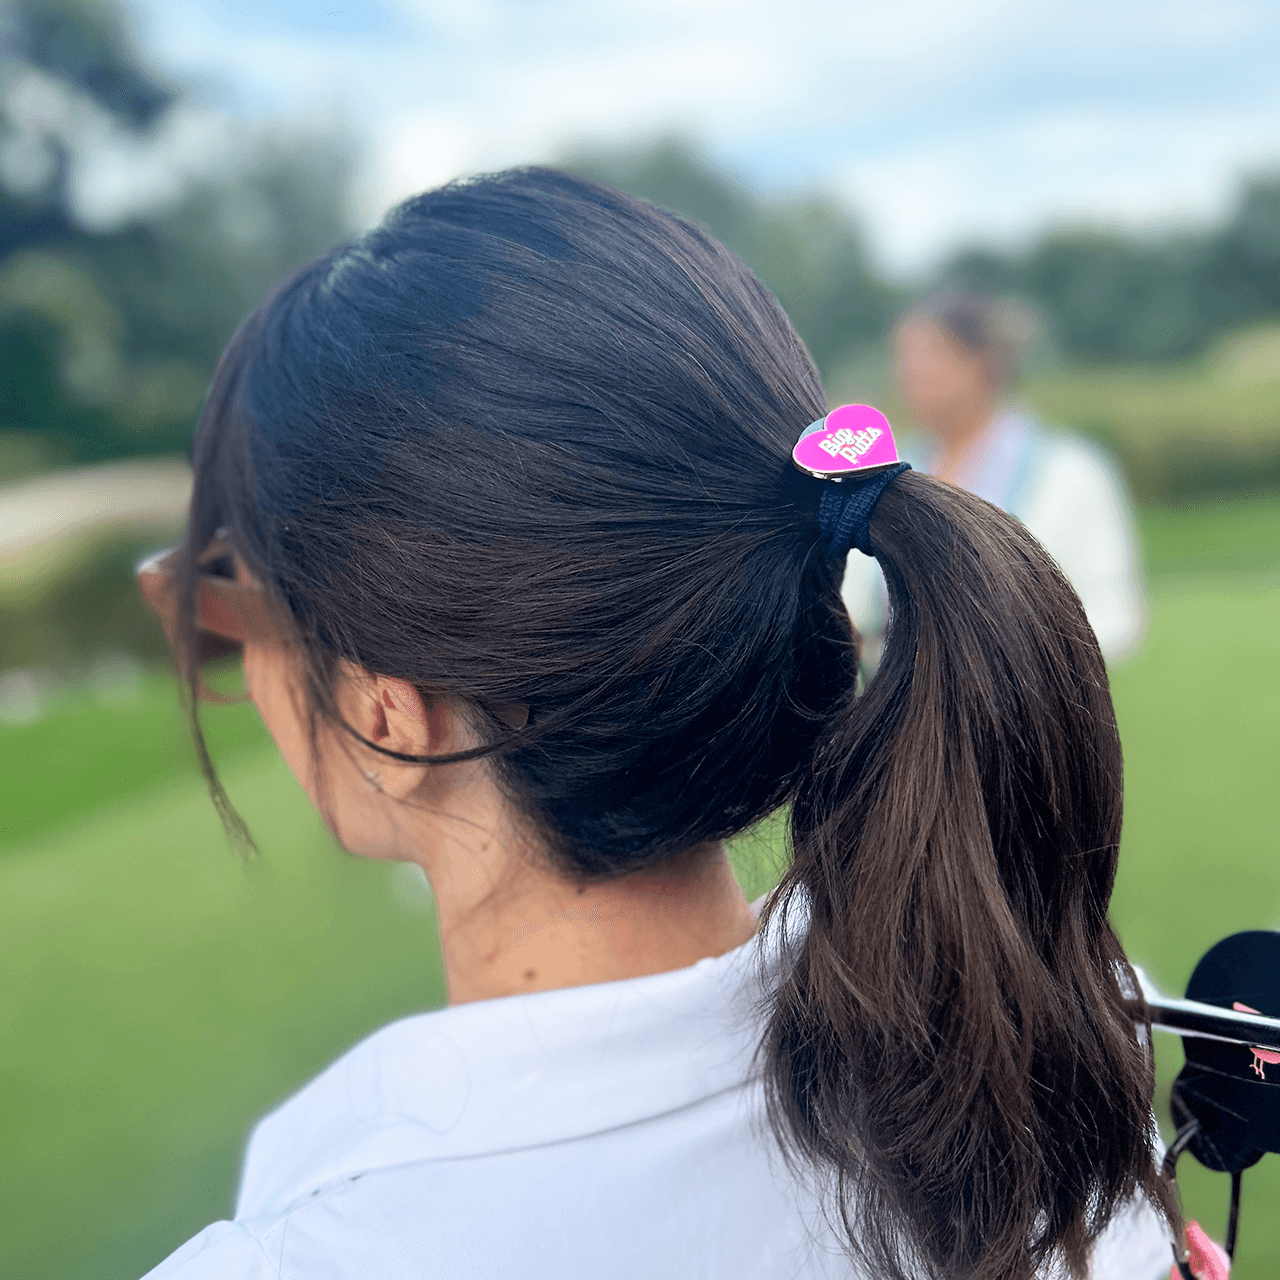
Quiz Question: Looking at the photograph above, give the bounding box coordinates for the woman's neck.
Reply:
[417,814,760,1004]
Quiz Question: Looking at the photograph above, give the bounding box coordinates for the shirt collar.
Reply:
[237,922,785,1220]
[950,407,1034,508]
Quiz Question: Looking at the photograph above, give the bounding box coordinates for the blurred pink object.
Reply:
[1232,1001,1280,1079]
[1172,1220,1231,1280]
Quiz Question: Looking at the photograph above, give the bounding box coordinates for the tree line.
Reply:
[568,139,1280,368]
[2,0,1276,477]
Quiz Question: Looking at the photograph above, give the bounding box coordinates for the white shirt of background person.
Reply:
[842,407,1147,663]
[842,295,1146,665]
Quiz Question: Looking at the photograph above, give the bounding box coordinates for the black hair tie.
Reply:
[817,462,911,558]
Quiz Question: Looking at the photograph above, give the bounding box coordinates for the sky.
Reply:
[85,0,1280,274]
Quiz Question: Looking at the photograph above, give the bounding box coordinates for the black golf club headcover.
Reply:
[1173,930,1280,1173]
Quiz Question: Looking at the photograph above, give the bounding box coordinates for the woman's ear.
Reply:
[334,662,423,748]
[369,674,469,766]
[366,674,434,755]
[338,664,474,796]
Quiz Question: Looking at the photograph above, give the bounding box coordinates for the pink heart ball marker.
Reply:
[791,404,900,480]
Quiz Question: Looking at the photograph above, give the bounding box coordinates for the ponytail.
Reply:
[763,470,1177,1280]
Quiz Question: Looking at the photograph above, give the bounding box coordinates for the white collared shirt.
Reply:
[142,928,1172,1279]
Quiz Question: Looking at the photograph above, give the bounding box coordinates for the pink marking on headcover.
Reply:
[1233,1001,1280,1077]
[791,404,899,478]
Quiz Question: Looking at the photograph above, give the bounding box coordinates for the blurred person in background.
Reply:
[842,292,1146,666]
[136,171,1176,1280]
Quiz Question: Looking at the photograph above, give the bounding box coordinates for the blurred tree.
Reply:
[0,0,355,475]
[1193,176,1280,338]
[0,0,175,257]
[95,136,357,376]
[939,173,1280,364]
[12,0,172,127]
[563,138,899,376]
[567,140,1279,371]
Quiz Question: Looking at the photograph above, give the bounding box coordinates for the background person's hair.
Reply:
[175,168,1175,1280]
[904,289,1038,387]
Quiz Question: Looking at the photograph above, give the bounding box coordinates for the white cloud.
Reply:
[841,97,1280,272]
[113,0,1280,269]
[71,106,244,229]
[353,106,477,222]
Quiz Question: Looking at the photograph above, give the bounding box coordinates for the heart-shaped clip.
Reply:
[791,404,900,480]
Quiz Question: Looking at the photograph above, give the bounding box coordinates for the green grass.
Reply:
[0,670,268,849]
[1,498,1277,1279]
[1138,493,1280,578]
[0,753,446,1280]
[1108,575,1280,1279]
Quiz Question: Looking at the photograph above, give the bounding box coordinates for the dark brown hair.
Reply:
[176,168,1174,1278]
[765,472,1176,1277]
